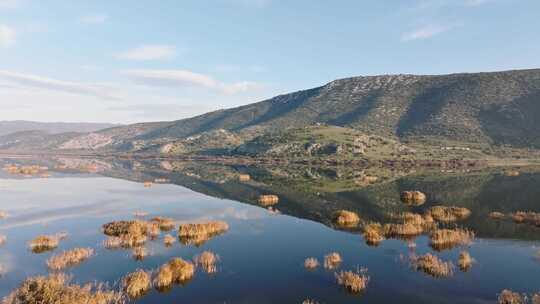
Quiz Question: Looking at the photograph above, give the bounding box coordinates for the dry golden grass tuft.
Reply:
[302,299,319,304]
[304,257,319,270]
[178,221,229,246]
[28,233,67,253]
[163,234,176,247]
[333,210,360,227]
[411,253,454,278]
[102,220,157,248]
[143,181,153,187]
[147,222,160,239]
[238,174,250,182]
[510,211,540,226]
[3,273,123,304]
[132,247,148,261]
[429,228,474,251]
[102,220,148,237]
[383,223,423,238]
[400,191,426,206]
[151,217,175,231]
[258,195,279,206]
[458,251,474,271]
[153,264,174,291]
[194,251,220,274]
[363,222,385,246]
[0,210,8,219]
[504,170,520,177]
[335,269,370,293]
[167,257,195,283]
[47,248,94,271]
[0,234,6,247]
[426,206,471,222]
[489,212,506,219]
[498,289,524,304]
[122,270,151,299]
[324,252,342,270]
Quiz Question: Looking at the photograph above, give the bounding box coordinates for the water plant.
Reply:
[411,253,454,278]
[46,248,94,271]
[335,268,369,293]
[194,251,219,273]
[122,270,151,299]
[324,252,342,270]
[304,257,319,270]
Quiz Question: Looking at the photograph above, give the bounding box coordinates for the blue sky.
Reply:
[0,0,539,123]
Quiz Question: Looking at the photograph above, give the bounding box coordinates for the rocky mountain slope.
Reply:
[0,120,118,136]
[1,68,539,155]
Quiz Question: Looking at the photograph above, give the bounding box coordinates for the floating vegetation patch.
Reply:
[151,217,175,231]
[489,212,506,220]
[0,210,8,219]
[411,253,454,278]
[178,221,229,246]
[333,210,360,227]
[132,247,148,261]
[304,257,319,270]
[103,220,148,237]
[335,268,369,293]
[163,234,176,247]
[0,234,6,247]
[510,211,540,226]
[324,252,342,270]
[122,269,151,299]
[258,195,279,206]
[429,228,475,251]
[458,251,473,271]
[383,223,424,238]
[28,233,67,253]
[362,222,385,246]
[3,273,123,304]
[400,191,426,206]
[194,251,219,274]
[238,174,250,182]
[498,289,524,304]
[426,206,471,222]
[47,248,94,271]
[153,257,195,291]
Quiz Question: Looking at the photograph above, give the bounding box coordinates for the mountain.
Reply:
[0,121,118,136]
[1,68,540,156]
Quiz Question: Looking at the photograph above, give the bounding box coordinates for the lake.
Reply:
[1,157,539,303]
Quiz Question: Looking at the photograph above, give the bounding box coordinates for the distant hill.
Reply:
[0,121,118,136]
[1,68,540,156]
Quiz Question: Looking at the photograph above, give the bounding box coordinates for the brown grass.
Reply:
[167,257,195,283]
[122,270,150,299]
[302,299,319,304]
[143,181,153,187]
[411,253,454,278]
[102,220,152,248]
[363,223,385,246]
[132,247,148,261]
[3,273,123,304]
[304,257,319,270]
[333,210,360,227]
[400,191,426,206]
[178,221,229,246]
[194,251,219,274]
[0,234,6,247]
[258,195,279,206]
[102,220,148,237]
[163,234,176,247]
[489,212,506,219]
[238,174,250,182]
[28,234,66,253]
[458,251,473,271]
[147,222,160,239]
[0,211,8,219]
[151,217,175,231]
[426,206,471,222]
[383,223,423,238]
[47,248,94,271]
[510,211,540,226]
[498,289,524,304]
[324,252,342,270]
[429,228,475,250]
[153,264,174,291]
[335,269,370,293]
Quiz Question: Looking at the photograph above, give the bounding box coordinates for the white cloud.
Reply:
[401,24,457,41]
[116,45,176,61]
[0,25,16,47]
[124,69,260,94]
[0,70,120,100]
[81,14,108,24]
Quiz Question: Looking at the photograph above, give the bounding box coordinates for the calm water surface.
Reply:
[0,157,539,303]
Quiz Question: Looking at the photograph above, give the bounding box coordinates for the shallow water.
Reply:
[1,157,540,303]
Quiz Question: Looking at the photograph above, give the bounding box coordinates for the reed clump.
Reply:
[426,206,471,222]
[510,211,540,226]
[28,233,67,253]
[302,299,319,304]
[324,252,342,270]
[3,273,123,304]
[194,251,219,273]
[400,191,426,206]
[333,210,360,227]
[154,257,195,289]
[258,195,279,206]
[147,222,160,239]
[411,253,454,278]
[102,220,148,237]
[489,212,506,219]
[429,228,474,250]
[122,270,151,299]
[363,222,385,246]
[383,223,424,238]
[0,234,6,247]
[163,234,176,247]
[238,174,250,182]
[151,217,175,231]
[498,289,524,304]
[132,247,148,261]
[47,248,94,270]
[458,251,474,271]
[304,257,319,270]
[102,220,152,248]
[0,210,8,219]
[335,269,370,293]
[178,221,229,246]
